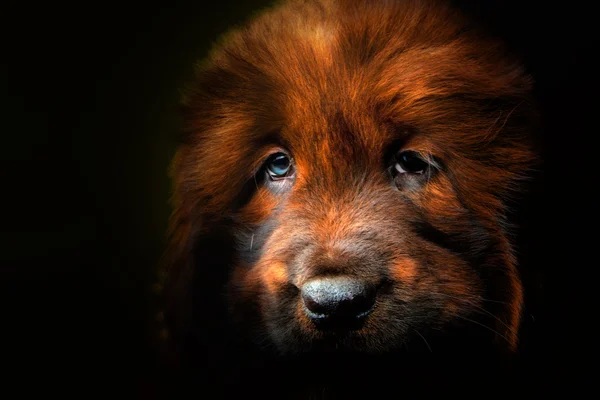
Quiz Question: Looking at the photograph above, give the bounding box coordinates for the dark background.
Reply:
[2,0,597,393]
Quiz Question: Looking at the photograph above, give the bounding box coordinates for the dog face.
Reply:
[161,0,535,357]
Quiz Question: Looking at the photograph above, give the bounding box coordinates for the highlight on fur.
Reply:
[155,0,537,369]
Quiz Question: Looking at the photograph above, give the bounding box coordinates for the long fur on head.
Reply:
[156,0,538,364]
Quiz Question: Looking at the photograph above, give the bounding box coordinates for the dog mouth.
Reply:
[304,308,373,333]
[299,330,373,354]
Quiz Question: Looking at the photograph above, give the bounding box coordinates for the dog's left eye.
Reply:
[394,151,429,174]
[266,153,293,179]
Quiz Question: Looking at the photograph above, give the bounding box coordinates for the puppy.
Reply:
[157,0,536,395]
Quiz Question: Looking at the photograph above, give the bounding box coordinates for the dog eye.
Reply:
[266,153,293,179]
[394,151,429,174]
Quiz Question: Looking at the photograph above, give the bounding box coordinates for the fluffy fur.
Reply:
[157,0,536,394]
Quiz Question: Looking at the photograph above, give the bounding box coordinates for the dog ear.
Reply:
[153,149,200,364]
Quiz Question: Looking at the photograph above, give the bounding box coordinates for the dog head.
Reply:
[159,0,536,359]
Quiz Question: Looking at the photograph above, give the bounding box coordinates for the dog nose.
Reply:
[301,276,376,327]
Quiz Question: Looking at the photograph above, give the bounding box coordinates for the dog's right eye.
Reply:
[266,152,294,180]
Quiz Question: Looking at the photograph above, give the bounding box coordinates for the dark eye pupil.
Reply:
[397,151,428,173]
[267,154,291,176]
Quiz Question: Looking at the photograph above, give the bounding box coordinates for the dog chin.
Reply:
[269,327,402,356]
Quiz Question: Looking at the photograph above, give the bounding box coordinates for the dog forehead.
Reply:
[277,107,389,169]
[210,2,467,150]
[185,0,532,183]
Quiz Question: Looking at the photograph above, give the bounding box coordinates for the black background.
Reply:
[2,0,598,394]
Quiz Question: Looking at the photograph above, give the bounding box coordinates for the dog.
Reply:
[156,0,537,396]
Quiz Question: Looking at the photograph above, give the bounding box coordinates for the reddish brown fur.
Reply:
[158,0,536,362]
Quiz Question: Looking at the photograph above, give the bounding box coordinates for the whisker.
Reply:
[253,170,260,192]
[497,100,524,133]
[478,298,511,305]
[455,315,511,344]
[429,292,516,335]
[430,291,509,306]
[413,328,432,352]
